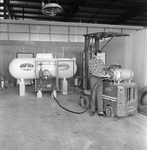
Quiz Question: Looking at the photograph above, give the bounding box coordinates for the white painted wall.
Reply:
[102,29,147,90]
[0,19,144,42]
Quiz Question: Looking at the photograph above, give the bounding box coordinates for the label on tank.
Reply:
[20,63,34,71]
[58,63,70,71]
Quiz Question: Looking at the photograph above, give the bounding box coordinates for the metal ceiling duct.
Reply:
[42,3,63,16]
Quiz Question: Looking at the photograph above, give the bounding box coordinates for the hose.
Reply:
[91,77,112,99]
[91,77,105,94]
[51,87,89,114]
[51,77,112,114]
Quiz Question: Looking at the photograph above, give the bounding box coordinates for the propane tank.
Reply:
[9,57,77,79]
[111,69,134,82]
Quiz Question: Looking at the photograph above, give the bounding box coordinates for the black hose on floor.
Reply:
[50,77,111,114]
[51,90,89,114]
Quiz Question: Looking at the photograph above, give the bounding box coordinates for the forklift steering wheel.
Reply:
[109,63,121,70]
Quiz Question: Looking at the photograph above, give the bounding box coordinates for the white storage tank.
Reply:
[9,57,77,79]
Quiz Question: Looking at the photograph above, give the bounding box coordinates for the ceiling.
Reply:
[0,0,147,27]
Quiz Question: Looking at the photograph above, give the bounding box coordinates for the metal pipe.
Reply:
[84,36,90,90]
[95,38,100,51]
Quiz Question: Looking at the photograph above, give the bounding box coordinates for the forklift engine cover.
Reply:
[102,80,138,117]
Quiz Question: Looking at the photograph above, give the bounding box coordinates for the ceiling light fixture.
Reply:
[42,0,63,16]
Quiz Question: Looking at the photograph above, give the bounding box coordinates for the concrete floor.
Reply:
[0,86,147,150]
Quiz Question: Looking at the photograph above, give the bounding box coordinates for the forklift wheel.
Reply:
[80,96,90,109]
[105,106,114,117]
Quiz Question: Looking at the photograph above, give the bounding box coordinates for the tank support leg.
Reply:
[19,78,25,96]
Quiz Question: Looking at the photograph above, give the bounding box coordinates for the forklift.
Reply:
[76,32,138,117]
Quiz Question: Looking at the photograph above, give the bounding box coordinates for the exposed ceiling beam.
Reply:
[88,0,117,23]
[3,14,64,22]
[111,2,147,24]
[3,2,71,9]
[64,0,87,22]
[5,0,13,19]
[3,0,7,19]
[10,0,42,2]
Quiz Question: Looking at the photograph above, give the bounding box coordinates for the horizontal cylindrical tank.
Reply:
[112,69,134,81]
[9,58,77,79]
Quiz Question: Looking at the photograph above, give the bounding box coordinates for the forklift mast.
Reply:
[83,32,129,90]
